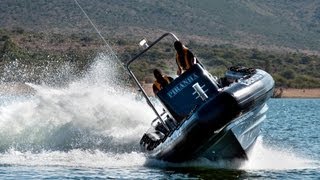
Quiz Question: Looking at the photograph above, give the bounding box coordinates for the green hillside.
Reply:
[1,1,320,89]
[0,0,320,52]
[1,29,320,89]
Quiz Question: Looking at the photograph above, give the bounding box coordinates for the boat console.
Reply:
[156,64,219,121]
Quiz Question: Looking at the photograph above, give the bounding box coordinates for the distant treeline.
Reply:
[1,28,320,88]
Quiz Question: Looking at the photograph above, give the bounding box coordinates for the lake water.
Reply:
[1,95,319,179]
[0,56,319,179]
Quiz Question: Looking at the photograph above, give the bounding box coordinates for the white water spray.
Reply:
[240,137,318,170]
[0,52,154,155]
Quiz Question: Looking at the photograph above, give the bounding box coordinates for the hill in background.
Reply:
[1,0,320,53]
[0,0,320,91]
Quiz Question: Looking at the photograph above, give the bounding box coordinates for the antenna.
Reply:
[73,0,124,69]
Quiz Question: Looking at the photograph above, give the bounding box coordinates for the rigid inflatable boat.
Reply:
[126,33,274,162]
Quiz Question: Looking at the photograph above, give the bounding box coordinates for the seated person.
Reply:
[174,41,198,75]
[152,69,173,94]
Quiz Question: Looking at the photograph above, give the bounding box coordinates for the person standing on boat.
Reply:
[152,69,173,94]
[174,41,198,75]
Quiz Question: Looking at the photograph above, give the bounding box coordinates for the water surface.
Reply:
[0,55,318,179]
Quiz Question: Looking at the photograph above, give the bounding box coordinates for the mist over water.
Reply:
[0,53,318,177]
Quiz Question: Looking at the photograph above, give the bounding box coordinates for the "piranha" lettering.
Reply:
[167,74,199,98]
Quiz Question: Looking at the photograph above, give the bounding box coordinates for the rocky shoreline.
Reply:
[273,88,320,98]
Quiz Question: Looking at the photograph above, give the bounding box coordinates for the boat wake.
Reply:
[145,136,319,171]
[241,137,318,170]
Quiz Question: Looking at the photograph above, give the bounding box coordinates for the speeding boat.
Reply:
[126,33,274,162]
